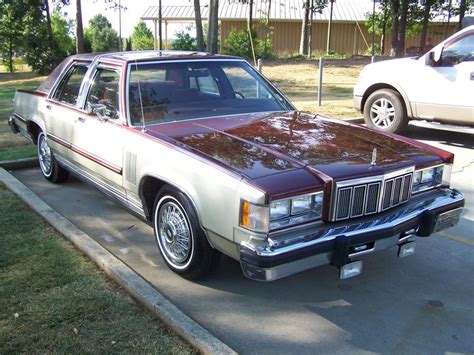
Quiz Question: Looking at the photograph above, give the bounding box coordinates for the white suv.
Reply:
[354,25,474,133]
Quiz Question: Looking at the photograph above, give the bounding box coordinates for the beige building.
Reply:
[141,0,458,56]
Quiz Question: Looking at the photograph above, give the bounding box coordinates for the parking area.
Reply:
[11,124,474,354]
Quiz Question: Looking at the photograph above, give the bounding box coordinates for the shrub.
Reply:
[223,28,272,59]
[172,32,197,51]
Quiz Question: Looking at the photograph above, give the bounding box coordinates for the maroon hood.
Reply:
[144,112,444,197]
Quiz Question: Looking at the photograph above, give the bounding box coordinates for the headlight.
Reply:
[412,165,446,193]
[270,200,290,219]
[291,195,312,214]
[269,191,324,229]
[240,200,269,233]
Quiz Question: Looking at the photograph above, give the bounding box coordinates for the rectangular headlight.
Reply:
[413,165,445,193]
[291,195,312,214]
[270,199,290,220]
[240,200,269,233]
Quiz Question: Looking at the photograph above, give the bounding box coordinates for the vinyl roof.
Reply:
[142,0,375,23]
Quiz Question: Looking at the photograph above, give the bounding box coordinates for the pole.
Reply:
[158,0,163,50]
[118,0,122,51]
[371,0,375,62]
[318,57,324,107]
[153,20,157,50]
[326,0,334,54]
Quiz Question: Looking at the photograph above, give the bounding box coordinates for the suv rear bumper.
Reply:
[239,188,464,281]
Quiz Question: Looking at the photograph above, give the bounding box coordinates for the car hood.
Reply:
[145,111,442,182]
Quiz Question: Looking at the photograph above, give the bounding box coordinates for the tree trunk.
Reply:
[457,0,466,31]
[247,0,256,65]
[8,36,14,73]
[445,0,452,37]
[76,0,85,53]
[381,5,388,55]
[299,0,310,55]
[390,0,399,56]
[307,0,314,58]
[207,0,219,54]
[398,0,409,57]
[419,0,432,53]
[194,0,205,51]
[44,0,56,65]
[263,0,271,58]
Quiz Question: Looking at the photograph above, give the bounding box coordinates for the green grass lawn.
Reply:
[0,72,44,161]
[0,183,194,353]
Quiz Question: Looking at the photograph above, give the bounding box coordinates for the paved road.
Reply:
[12,125,474,354]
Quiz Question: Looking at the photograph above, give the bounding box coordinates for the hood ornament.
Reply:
[371,148,377,166]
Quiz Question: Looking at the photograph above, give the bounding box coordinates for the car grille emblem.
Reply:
[371,148,377,166]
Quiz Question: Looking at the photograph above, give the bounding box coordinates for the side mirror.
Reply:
[426,46,444,66]
[86,103,108,122]
[425,51,436,66]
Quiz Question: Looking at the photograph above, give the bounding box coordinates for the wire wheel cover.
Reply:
[38,134,52,175]
[370,98,396,128]
[158,201,192,265]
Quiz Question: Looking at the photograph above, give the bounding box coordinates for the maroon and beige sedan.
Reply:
[9,51,464,281]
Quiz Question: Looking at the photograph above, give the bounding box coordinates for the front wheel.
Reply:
[153,186,219,280]
[37,131,69,183]
[363,89,408,133]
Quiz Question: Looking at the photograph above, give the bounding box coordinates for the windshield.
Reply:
[128,60,293,126]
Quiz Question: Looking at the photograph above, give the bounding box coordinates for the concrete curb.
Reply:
[0,157,38,170]
[0,168,237,355]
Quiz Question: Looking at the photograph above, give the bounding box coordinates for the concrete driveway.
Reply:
[12,125,474,354]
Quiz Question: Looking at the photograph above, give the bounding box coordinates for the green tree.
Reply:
[51,12,75,59]
[172,31,197,51]
[131,21,154,50]
[0,0,26,72]
[21,2,57,74]
[84,14,119,52]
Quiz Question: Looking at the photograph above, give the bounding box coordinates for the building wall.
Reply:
[220,20,458,56]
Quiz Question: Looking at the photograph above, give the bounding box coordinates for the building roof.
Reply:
[142,0,376,23]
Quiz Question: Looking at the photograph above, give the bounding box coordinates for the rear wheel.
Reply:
[364,89,408,133]
[153,186,219,279]
[37,131,69,183]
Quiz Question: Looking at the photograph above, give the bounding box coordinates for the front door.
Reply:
[70,66,125,193]
[413,32,474,124]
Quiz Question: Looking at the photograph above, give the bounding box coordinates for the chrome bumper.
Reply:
[8,114,20,134]
[239,188,464,281]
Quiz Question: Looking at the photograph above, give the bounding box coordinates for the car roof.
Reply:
[70,50,243,64]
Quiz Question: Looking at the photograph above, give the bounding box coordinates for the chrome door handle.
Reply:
[77,116,86,123]
[470,72,474,81]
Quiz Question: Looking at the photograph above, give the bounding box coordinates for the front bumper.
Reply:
[8,114,20,134]
[353,95,363,112]
[239,188,464,281]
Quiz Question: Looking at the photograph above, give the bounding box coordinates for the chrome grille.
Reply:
[333,170,414,221]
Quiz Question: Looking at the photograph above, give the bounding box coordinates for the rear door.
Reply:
[45,63,89,160]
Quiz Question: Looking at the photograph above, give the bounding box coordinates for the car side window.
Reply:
[52,65,88,106]
[441,34,474,66]
[86,68,121,120]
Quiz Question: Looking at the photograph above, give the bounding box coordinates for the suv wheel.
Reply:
[153,186,219,279]
[364,89,408,133]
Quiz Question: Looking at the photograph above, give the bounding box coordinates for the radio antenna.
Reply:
[134,59,146,132]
